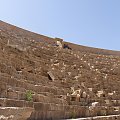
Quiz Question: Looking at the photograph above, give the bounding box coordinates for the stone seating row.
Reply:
[0,107,33,120]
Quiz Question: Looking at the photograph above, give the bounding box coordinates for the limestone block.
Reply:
[96,90,105,97]
[33,94,45,102]
[0,98,6,107]
[82,91,87,98]
[56,41,63,48]
[91,102,99,107]
[99,107,107,116]
[0,90,7,98]
[0,82,6,91]
[88,88,93,92]
[5,99,24,107]
[70,95,77,101]
[66,95,71,103]
[47,71,55,81]
[70,101,80,105]
[0,82,7,98]
[0,107,33,120]
[30,110,65,120]
[18,92,26,100]
[106,106,114,115]
[25,101,34,108]
[105,100,110,106]
[7,91,18,99]
[34,102,50,111]
[113,107,120,114]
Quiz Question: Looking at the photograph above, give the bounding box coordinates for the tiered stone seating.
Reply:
[0,21,120,120]
[0,107,33,120]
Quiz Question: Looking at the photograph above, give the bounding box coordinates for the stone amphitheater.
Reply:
[0,20,120,120]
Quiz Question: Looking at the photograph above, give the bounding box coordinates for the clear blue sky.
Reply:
[0,0,120,51]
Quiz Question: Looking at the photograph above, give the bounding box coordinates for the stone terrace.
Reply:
[0,21,120,120]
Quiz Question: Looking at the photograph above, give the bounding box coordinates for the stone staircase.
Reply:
[0,21,120,120]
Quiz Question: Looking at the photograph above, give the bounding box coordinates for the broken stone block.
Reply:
[56,41,62,48]
[7,42,27,52]
[70,94,81,102]
[91,102,99,107]
[54,38,63,48]
[47,71,55,81]
[96,90,105,97]
[70,87,74,94]
[76,94,81,102]
[81,82,85,88]
[82,91,87,98]
[55,38,63,49]
[105,100,110,106]
[88,88,93,92]
[70,95,77,101]
[108,92,114,96]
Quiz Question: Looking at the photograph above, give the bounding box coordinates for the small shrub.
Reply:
[26,90,33,101]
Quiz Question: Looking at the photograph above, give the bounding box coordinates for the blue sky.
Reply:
[0,0,120,51]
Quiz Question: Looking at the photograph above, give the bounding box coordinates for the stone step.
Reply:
[0,107,33,120]
[29,102,120,120]
[6,88,66,104]
[33,93,68,105]
[70,114,120,120]
[0,98,33,108]
[29,110,68,120]
[1,75,66,95]
[0,81,7,98]
[7,89,26,100]
[21,72,49,85]
[100,99,120,106]
[33,102,120,117]
[0,96,68,109]
[87,99,120,107]
[34,85,65,95]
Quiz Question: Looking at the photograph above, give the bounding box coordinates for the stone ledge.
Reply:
[72,114,120,120]
[0,107,34,120]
